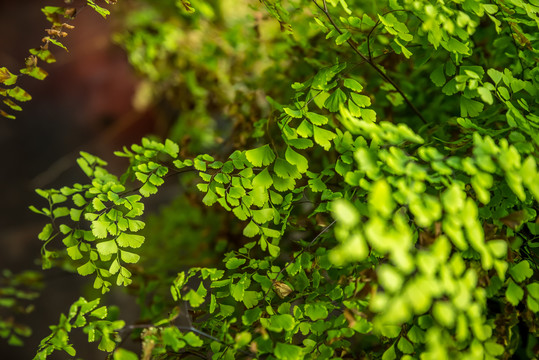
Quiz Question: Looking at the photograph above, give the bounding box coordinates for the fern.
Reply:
[1,0,538,359]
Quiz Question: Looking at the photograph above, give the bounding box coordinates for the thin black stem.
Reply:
[112,321,253,357]
[264,220,336,298]
[367,9,410,62]
[312,0,427,125]
[493,0,525,72]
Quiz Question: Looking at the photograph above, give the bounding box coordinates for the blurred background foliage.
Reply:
[0,0,538,358]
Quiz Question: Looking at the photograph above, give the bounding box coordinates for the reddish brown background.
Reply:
[0,0,151,357]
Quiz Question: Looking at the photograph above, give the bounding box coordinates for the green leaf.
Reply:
[273,176,296,191]
[252,208,274,224]
[3,98,22,111]
[67,246,83,260]
[397,337,414,354]
[350,93,371,107]
[487,68,503,85]
[225,257,246,270]
[309,177,326,192]
[164,139,179,157]
[486,276,503,297]
[430,65,446,86]
[184,289,205,308]
[332,199,359,227]
[264,314,295,332]
[252,167,273,189]
[91,220,109,239]
[527,297,538,313]
[183,332,203,347]
[324,88,347,112]
[528,283,539,299]
[140,182,158,197]
[235,331,252,347]
[194,158,207,171]
[262,227,281,239]
[343,78,363,92]
[47,38,68,51]
[284,107,303,118]
[38,224,53,241]
[113,348,139,360]
[99,335,117,352]
[394,38,412,58]
[116,233,145,248]
[149,173,164,186]
[231,280,246,301]
[369,179,394,217]
[378,265,403,293]
[313,126,336,150]
[274,158,301,179]
[0,67,17,85]
[92,198,106,211]
[509,260,533,283]
[297,120,313,138]
[64,345,76,356]
[250,186,269,207]
[243,291,260,309]
[77,261,96,276]
[382,344,396,360]
[96,240,118,256]
[0,109,15,119]
[202,189,218,206]
[305,112,328,125]
[6,87,31,102]
[109,259,121,274]
[285,147,308,173]
[20,66,48,80]
[335,31,351,45]
[243,221,259,237]
[233,206,248,220]
[242,307,262,325]
[484,341,504,356]
[120,251,140,264]
[442,78,458,95]
[275,342,302,360]
[267,242,280,257]
[460,97,484,117]
[305,303,329,321]
[288,138,313,149]
[444,37,469,55]
[245,145,276,167]
[312,63,346,90]
[228,186,246,199]
[477,87,493,105]
[506,280,524,306]
[72,193,87,207]
[87,0,111,18]
[407,325,425,344]
[432,301,455,327]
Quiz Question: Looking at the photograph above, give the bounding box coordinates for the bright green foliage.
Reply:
[1,0,538,359]
[30,141,186,292]
[33,297,124,359]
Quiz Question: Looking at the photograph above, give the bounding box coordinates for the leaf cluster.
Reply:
[1,0,538,359]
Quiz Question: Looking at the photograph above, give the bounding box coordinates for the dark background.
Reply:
[0,0,154,357]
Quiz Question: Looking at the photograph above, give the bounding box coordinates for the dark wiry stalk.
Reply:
[312,0,427,125]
